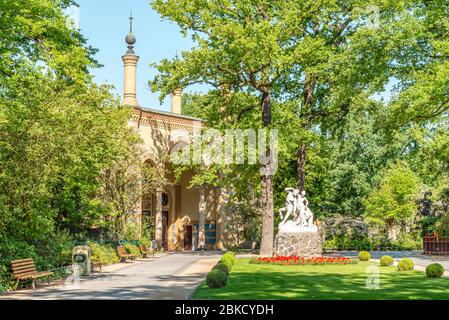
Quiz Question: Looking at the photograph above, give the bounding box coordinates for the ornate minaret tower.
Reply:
[122,13,139,106]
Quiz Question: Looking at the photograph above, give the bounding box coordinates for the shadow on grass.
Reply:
[193,261,449,300]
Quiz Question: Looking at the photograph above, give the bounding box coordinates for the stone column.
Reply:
[215,187,226,250]
[122,54,139,106]
[198,186,206,250]
[155,190,163,243]
[171,88,182,114]
[175,185,182,220]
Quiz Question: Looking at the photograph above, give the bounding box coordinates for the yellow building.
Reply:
[121,18,232,251]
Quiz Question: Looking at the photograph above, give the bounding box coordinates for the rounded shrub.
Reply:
[223,251,235,258]
[426,263,444,278]
[220,253,235,266]
[206,269,228,288]
[213,262,230,275]
[358,251,371,261]
[397,258,414,271]
[379,255,394,266]
[219,258,233,271]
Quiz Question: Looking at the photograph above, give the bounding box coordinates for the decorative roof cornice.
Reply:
[131,107,203,132]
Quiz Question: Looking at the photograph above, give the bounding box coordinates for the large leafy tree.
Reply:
[0,0,152,242]
[149,0,417,255]
[0,0,98,83]
[364,162,420,241]
[150,0,307,255]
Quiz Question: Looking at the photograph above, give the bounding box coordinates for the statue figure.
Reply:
[279,188,299,225]
[279,187,316,232]
[300,190,314,228]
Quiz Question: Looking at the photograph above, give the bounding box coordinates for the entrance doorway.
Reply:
[184,225,193,250]
[162,211,169,250]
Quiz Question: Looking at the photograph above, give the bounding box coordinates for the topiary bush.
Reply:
[213,262,230,275]
[380,255,394,266]
[220,253,235,267]
[358,251,371,261]
[397,258,414,271]
[426,263,444,278]
[223,251,235,258]
[220,258,234,271]
[206,269,228,288]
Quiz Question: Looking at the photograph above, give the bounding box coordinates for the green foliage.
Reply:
[206,269,228,289]
[0,0,163,290]
[0,0,98,84]
[122,221,140,241]
[220,253,235,267]
[426,263,444,278]
[89,243,120,265]
[124,243,141,258]
[0,231,75,290]
[139,235,152,248]
[380,256,394,267]
[223,251,236,259]
[393,233,422,251]
[213,262,231,276]
[358,251,371,261]
[397,258,414,271]
[365,162,420,236]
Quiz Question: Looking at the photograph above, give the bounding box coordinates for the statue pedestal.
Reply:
[275,231,322,258]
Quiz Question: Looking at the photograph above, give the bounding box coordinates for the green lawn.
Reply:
[192,258,449,300]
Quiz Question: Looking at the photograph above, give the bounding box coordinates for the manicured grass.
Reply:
[192,258,449,300]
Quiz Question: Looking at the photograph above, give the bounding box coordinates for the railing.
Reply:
[423,234,449,255]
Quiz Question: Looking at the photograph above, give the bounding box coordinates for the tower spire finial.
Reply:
[125,11,136,54]
[129,11,133,33]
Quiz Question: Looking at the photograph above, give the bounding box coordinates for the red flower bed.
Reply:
[249,256,357,265]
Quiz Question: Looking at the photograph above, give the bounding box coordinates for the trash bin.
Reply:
[72,246,91,276]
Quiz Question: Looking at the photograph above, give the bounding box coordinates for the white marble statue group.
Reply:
[278,188,317,233]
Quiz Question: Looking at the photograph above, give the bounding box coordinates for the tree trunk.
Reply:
[259,90,274,257]
[387,222,399,242]
[296,74,316,192]
[296,142,307,192]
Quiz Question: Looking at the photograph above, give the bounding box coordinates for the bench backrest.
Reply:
[11,258,37,278]
[117,246,127,256]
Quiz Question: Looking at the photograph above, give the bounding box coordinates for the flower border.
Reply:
[249,256,358,265]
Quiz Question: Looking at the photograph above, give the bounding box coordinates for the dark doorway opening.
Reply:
[184,225,193,250]
[162,211,169,250]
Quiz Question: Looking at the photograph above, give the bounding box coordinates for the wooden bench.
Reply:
[117,246,136,262]
[139,244,155,258]
[11,258,54,290]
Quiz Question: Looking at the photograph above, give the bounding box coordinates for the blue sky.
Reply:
[74,0,194,111]
[71,1,394,109]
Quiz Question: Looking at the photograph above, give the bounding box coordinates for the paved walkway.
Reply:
[0,252,221,300]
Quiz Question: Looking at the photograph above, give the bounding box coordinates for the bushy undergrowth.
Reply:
[0,231,75,292]
[124,243,141,258]
[324,234,422,251]
[89,242,120,265]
